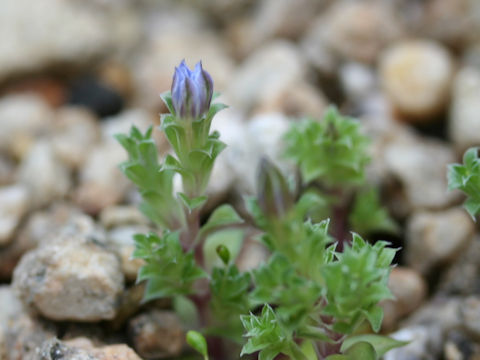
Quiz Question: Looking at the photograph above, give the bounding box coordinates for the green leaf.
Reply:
[116,126,184,228]
[173,296,199,329]
[178,193,208,212]
[362,305,383,332]
[341,335,408,357]
[344,342,376,360]
[250,254,321,329]
[133,232,207,301]
[186,331,208,360]
[240,305,293,360]
[349,188,399,236]
[160,91,175,115]
[245,196,268,229]
[200,204,244,236]
[210,264,251,338]
[284,107,370,187]
[447,147,480,220]
[322,234,396,334]
[300,341,318,360]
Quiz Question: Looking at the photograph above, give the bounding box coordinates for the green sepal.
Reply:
[341,335,408,358]
[178,193,208,212]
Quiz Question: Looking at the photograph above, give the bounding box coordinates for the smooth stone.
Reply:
[381,267,428,331]
[385,325,442,360]
[18,141,71,208]
[0,185,29,246]
[227,41,305,113]
[302,1,402,67]
[0,0,129,81]
[380,40,453,120]
[0,94,53,157]
[449,67,480,153]
[438,238,480,296]
[51,107,101,169]
[406,208,474,274]
[74,141,131,215]
[107,225,148,282]
[128,310,184,359]
[383,131,459,214]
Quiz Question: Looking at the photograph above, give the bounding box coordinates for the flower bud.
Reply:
[216,244,231,265]
[257,158,294,218]
[171,60,214,119]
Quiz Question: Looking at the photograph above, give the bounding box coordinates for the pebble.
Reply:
[460,296,480,339]
[383,131,459,214]
[303,1,402,65]
[380,40,453,120]
[0,154,15,186]
[0,286,24,330]
[227,41,305,113]
[384,325,442,360]
[37,337,142,360]
[242,0,322,53]
[256,80,327,118]
[381,267,428,331]
[99,205,149,229]
[12,231,124,321]
[444,329,480,360]
[0,185,29,246]
[438,238,480,296]
[449,67,480,153]
[51,107,101,169]
[406,208,474,274]
[128,310,184,359]
[0,94,53,157]
[3,311,56,360]
[0,0,112,81]
[107,225,147,282]
[18,141,71,208]
[339,62,377,102]
[420,0,478,47]
[74,141,131,214]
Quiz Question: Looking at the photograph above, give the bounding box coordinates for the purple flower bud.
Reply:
[171,60,214,119]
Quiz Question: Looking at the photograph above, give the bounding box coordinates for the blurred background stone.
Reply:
[380,40,453,121]
[406,208,474,275]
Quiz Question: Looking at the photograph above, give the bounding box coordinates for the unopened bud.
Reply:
[257,158,294,218]
[216,245,231,265]
[171,60,213,119]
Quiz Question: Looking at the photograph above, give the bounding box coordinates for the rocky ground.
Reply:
[1,0,480,359]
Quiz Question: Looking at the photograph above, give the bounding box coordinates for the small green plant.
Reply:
[116,61,404,359]
[284,109,398,243]
[448,147,480,220]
